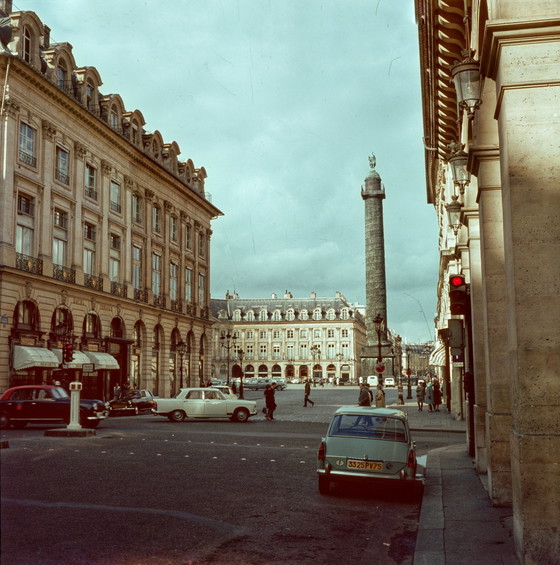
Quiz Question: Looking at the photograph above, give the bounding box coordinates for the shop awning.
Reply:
[52,349,91,369]
[84,351,120,370]
[429,344,447,367]
[13,346,60,370]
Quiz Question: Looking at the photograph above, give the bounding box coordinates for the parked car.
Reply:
[243,378,287,391]
[317,407,418,495]
[0,385,109,429]
[109,389,156,415]
[383,378,395,387]
[152,388,257,422]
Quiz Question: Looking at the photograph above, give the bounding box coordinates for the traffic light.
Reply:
[63,343,74,363]
[449,274,469,315]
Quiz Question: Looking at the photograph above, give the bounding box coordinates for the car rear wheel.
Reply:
[0,413,11,429]
[232,408,250,422]
[318,475,330,495]
[168,410,186,422]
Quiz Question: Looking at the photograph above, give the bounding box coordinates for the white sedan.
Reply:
[152,388,257,422]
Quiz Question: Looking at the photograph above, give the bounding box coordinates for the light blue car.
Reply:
[317,407,418,494]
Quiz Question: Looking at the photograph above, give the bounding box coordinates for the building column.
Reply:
[483,13,560,562]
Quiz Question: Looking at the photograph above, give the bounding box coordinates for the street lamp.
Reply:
[336,352,343,386]
[373,313,385,384]
[176,340,186,389]
[451,49,482,120]
[237,348,245,399]
[220,330,237,385]
[310,344,320,387]
[406,346,413,399]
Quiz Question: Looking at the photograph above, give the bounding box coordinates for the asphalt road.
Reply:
[1,385,463,565]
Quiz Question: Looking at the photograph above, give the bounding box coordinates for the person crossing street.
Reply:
[303,379,315,407]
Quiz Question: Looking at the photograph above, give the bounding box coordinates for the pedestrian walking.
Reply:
[264,383,277,420]
[358,383,371,406]
[303,379,314,407]
[397,380,405,405]
[375,384,386,408]
[416,381,426,411]
[365,383,374,404]
[425,380,434,412]
[433,379,442,411]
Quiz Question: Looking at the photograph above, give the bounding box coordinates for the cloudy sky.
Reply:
[19,0,439,343]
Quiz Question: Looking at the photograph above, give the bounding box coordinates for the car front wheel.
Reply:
[232,408,250,422]
[168,410,186,422]
[318,475,330,495]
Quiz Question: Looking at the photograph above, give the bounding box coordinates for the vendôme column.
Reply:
[360,154,391,381]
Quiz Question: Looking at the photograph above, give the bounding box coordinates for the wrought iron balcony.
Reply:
[111,281,127,297]
[19,149,37,168]
[171,299,183,313]
[53,264,76,283]
[16,253,43,275]
[153,294,165,309]
[84,274,103,291]
[55,168,70,185]
[134,288,148,303]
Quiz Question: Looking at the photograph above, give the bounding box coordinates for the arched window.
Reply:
[51,306,73,337]
[258,364,268,378]
[300,310,308,321]
[111,317,124,338]
[233,310,241,322]
[327,309,335,320]
[246,310,254,322]
[57,59,68,89]
[259,309,268,322]
[285,309,294,321]
[340,308,349,320]
[313,308,322,320]
[272,310,281,321]
[15,300,39,331]
[83,311,101,338]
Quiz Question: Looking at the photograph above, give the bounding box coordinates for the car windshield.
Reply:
[328,414,407,442]
[52,387,69,399]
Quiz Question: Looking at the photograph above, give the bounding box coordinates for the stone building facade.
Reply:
[415,1,560,562]
[0,1,222,400]
[210,291,367,385]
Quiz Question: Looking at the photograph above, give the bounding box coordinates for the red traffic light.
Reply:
[450,275,465,288]
[63,343,74,363]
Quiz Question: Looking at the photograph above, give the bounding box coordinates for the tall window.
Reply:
[341,343,349,359]
[22,26,32,63]
[110,181,121,213]
[341,308,349,320]
[53,209,68,266]
[16,194,34,255]
[198,273,206,306]
[273,310,281,321]
[152,205,161,233]
[198,231,205,257]
[85,82,95,110]
[83,222,96,275]
[85,164,97,199]
[55,146,69,185]
[56,59,67,89]
[169,263,178,300]
[286,309,294,321]
[273,344,280,360]
[132,245,142,289]
[300,343,308,360]
[185,267,193,303]
[110,234,121,282]
[19,122,36,167]
[287,329,294,339]
[259,344,267,360]
[286,344,294,361]
[313,308,322,321]
[132,193,142,223]
[152,253,161,296]
[185,224,192,250]
[169,216,177,242]
[110,108,119,130]
[327,343,335,359]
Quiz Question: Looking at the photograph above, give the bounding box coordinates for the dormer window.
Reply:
[57,60,68,89]
[22,27,32,63]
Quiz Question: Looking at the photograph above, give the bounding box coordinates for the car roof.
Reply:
[332,406,408,421]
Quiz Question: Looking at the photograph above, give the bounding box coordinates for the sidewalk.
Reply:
[395,400,516,565]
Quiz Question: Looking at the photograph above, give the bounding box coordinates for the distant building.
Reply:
[0,1,221,398]
[210,291,367,384]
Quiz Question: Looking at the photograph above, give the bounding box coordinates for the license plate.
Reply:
[347,459,383,471]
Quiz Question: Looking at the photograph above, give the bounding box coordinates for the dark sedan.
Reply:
[0,385,109,429]
[109,389,156,415]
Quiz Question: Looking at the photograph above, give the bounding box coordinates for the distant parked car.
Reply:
[211,385,237,399]
[317,407,418,495]
[0,385,109,429]
[384,378,395,387]
[109,389,156,415]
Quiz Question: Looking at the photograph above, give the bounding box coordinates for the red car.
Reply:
[0,385,109,429]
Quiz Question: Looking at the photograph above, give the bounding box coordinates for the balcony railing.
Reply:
[84,274,103,291]
[153,294,165,309]
[85,186,98,200]
[110,281,127,297]
[53,264,76,283]
[134,288,148,303]
[171,299,183,313]
[19,149,37,168]
[16,253,43,275]
[55,168,70,185]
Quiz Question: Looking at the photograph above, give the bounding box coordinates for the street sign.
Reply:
[82,363,94,372]
[375,362,386,373]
